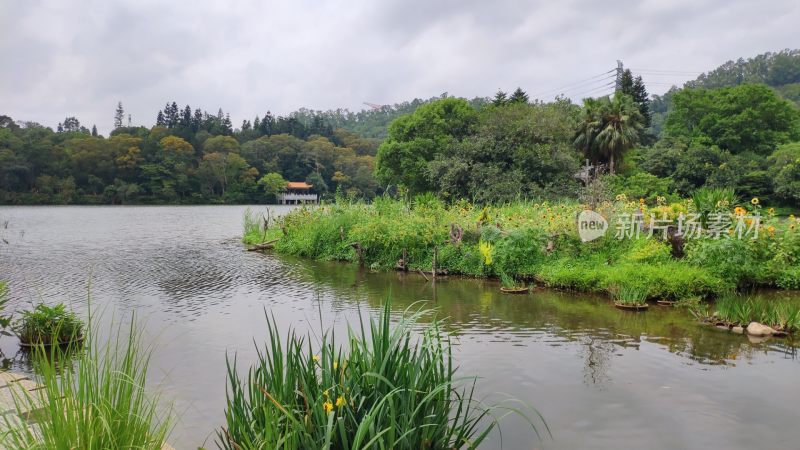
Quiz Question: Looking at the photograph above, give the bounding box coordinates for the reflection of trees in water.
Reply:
[280,255,800,368]
[579,336,613,387]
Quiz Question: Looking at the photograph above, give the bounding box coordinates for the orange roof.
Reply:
[286,181,312,189]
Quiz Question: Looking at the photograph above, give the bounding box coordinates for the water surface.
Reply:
[1,205,798,449]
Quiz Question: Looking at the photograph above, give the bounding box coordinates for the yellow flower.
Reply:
[323,400,333,413]
[790,214,796,222]
[751,197,759,205]
[767,225,775,234]
[791,224,796,231]
[768,208,775,215]
[335,396,346,408]
[734,206,746,216]
[639,198,645,204]
[333,361,338,370]
[313,354,320,363]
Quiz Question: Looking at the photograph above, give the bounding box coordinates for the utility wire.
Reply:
[529,69,616,99]
[535,76,616,100]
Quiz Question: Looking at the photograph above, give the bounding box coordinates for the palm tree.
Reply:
[573,97,604,166]
[574,93,644,174]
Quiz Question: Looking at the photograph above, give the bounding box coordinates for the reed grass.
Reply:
[609,284,648,306]
[219,301,543,449]
[713,295,800,331]
[1,314,173,449]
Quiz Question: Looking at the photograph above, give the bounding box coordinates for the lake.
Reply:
[1,205,799,449]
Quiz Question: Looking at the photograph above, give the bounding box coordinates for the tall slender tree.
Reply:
[114,102,125,129]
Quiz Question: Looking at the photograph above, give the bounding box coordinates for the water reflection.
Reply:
[2,205,800,450]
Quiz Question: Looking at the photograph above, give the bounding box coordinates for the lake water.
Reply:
[1,205,799,449]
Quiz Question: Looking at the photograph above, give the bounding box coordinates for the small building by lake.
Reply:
[277,181,318,204]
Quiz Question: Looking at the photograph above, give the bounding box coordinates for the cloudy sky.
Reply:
[2,0,798,134]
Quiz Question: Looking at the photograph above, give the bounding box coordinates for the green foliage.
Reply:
[12,303,84,346]
[607,172,673,203]
[691,186,739,224]
[574,92,645,174]
[609,284,648,306]
[375,98,478,194]
[429,100,581,202]
[712,295,800,331]
[258,172,287,202]
[768,142,800,203]
[1,316,173,449]
[665,84,800,155]
[219,301,537,449]
[0,281,10,330]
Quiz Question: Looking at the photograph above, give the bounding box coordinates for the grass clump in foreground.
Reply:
[609,284,648,306]
[219,301,543,449]
[1,314,173,450]
[13,303,84,346]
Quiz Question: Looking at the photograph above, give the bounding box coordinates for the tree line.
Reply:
[0,103,381,204]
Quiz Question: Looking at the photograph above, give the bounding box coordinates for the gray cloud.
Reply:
[2,0,798,134]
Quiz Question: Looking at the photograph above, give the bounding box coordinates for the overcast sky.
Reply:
[2,0,799,135]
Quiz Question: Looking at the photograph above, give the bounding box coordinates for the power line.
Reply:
[529,69,616,99]
[630,68,703,75]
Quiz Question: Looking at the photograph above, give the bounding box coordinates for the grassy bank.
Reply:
[245,196,800,300]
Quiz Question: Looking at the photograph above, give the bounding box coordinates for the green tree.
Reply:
[574,93,644,174]
[665,84,800,154]
[429,100,580,202]
[114,102,125,129]
[768,142,800,204]
[202,135,240,154]
[375,98,478,193]
[508,87,529,104]
[258,172,287,202]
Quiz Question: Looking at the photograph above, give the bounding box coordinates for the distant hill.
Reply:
[291,95,489,139]
[649,49,800,135]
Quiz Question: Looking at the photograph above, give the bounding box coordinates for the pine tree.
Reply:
[509,87,529,104]
[492,90,508,106]
[114,101,125,129]
[91,125,98,136]
[632,76,651,128]
[620,69,634,95]
[181,105,192,128]
[156,110,165,126]
[192,108,203,131]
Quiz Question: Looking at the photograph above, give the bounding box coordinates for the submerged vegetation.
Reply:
[245,195,799,299]
[1,315,173,449]
[220,301,541,449]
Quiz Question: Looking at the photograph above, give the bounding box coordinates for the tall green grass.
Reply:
[713,295,800,331]
[219,301,543,449]
[1,314,173,449]
[609,284,648,306]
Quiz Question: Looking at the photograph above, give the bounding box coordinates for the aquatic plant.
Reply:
[13,303,84,346]
[1,315,173,449]
[713,295,800,332]
[218,301,543,449]
[609,284,648,306]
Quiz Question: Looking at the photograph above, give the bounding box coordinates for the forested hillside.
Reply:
[1,49,799,207]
